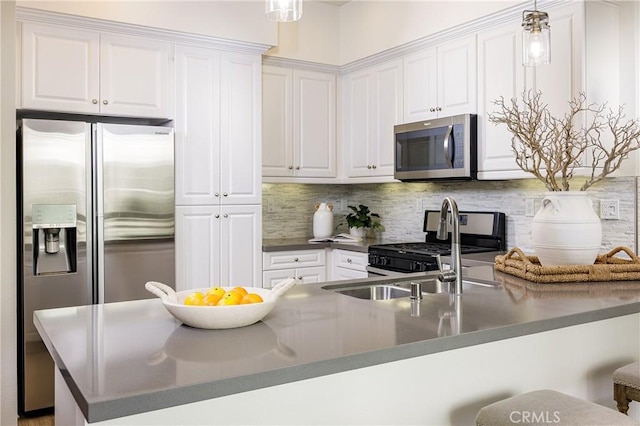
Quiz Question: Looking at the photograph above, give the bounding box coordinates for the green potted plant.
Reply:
[342,204,384,238]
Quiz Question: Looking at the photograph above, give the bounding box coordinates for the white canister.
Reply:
[313,203,334,238]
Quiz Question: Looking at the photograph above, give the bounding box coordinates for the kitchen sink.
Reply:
[322,277,500,300]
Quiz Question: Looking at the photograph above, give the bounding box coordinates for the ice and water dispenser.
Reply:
[32,204,77,275]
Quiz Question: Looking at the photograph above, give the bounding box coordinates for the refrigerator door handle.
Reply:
[94,124,105,304]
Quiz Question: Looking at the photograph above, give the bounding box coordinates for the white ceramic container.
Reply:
[532,192,602,266]
[313,202,334,238]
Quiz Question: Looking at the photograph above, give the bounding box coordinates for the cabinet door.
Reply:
[477,23,528,179]
[333,267,368,281]
[343,70,373,177]
[294,69,337,177]
[21,22,100,114]
[532,3,583,117]
[263,269,297,288]
[437,35,477,117]
[220,52,262,205]
[174,45,221,205]
[175,206,221,291]
[371,59,403,177]
[263,266,325,287]
[296,266,326,284]
[220,205,262,288]
[403,47,438,122]
[100,33,171,118]
[262,65,294,177]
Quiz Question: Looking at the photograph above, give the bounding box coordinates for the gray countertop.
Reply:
[35,267,640,423]
[262,237,393,253]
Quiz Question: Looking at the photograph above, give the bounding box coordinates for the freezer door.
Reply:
[19,119,92,414]
[95,123,175,303]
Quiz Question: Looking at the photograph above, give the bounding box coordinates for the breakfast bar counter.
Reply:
[35,266,640,425]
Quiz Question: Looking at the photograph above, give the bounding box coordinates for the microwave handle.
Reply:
[442,125,454,168]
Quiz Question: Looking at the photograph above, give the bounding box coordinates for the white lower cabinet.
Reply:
[262,249,326,287]
[176,205,262,291]
[331,249,368,280]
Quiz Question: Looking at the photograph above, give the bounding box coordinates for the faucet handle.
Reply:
[438,270,457,283]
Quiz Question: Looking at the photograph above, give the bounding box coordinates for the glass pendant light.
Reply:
[522,0,550,66]
[266,0,302,22]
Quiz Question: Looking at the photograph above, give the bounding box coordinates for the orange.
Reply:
[184,291,205,306]
[217,291,243,306]
[231,286,248,297]
[207,287,226,298]
[240,293,264,304]
[202,293,222,306]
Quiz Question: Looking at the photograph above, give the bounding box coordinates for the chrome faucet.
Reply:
[436,197,463,295]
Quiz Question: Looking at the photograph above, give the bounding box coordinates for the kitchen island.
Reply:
[36,266,640,425]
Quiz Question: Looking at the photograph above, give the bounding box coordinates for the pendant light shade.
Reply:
[266,0,302,22]
[522,3,550,66]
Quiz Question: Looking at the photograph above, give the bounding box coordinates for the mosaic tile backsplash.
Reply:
[263,177,638,254]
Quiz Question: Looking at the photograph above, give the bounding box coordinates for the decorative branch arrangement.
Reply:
[489,91,640,191]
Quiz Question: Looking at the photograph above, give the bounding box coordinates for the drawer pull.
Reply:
[294,257,299,262]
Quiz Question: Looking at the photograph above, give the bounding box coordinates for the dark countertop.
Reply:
[34,267,640,423]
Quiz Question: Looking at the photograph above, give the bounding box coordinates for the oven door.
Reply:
[366,265,409,277]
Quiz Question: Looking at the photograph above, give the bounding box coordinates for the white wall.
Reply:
[1,1,17,424]
[265,1,341,65]
[338,0,517,64]
[17,0,278,47]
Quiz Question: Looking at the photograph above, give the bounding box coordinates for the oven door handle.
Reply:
[442,125,454,169]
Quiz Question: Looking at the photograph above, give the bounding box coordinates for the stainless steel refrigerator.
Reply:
[17,118,175,415]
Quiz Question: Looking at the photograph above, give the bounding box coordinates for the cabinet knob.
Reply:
[295,166,300,170]
[298,276,303,281]
[436,107,442,112]
[223,193,228,197]
[430,107,436,112]
[347,258,352,263]
[367,165,372,169]
[215,193,220,197]
[294,257,299,262]
[223,213,228,218]
[103,100,109,105]
[372,165,377,169]
[92,99,98,104]
[215,214,220,218]
[288,165,294,170]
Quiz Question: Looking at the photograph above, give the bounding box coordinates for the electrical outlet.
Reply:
[525,198,536,217]
[600,199,619,220]
[267,199,275,213]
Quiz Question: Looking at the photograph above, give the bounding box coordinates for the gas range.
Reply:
[368,210,506,275]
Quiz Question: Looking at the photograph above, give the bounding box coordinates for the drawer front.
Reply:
[263,266,326,287]
[333,266,367,280]
[263,249,326,270]
[334,249,368,271]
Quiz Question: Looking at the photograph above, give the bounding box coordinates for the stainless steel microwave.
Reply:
[394,114,477,181]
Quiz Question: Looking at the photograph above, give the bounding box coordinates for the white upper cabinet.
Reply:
[476,22,530,179]
[175,45,261,205]
[21,22,171,118]
[477,2,587,179]
[262,65,336,179]
[343,58,403,179]
[403,35,477,122]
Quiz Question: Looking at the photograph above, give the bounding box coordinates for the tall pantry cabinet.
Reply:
[174,45,263,291]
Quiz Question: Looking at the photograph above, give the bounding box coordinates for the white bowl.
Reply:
[145,280,296,329]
